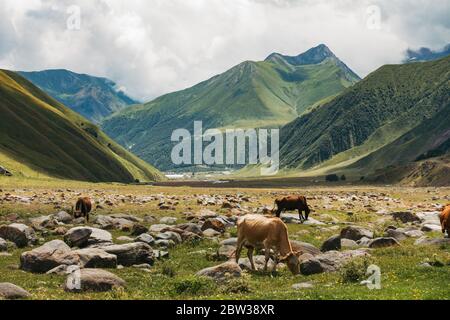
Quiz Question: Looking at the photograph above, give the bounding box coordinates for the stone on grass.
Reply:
[385,229,407,241]
[100,242,154,266]
[64,268,126,292]
[369,237,400,248]
[340,226,373,241]
[135,233,155,246]
[0,237,7,251]
[202,228,221,238]
[53,211,73,224]
[72,248,117,268]
[0,223,37,248]
[20,240,80,273]
[0,283,30,299]
[321,235,341,252]
[292,282,314,290]
[196,261,242,281]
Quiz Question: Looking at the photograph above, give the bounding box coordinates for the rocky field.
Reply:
[0,178,449,300]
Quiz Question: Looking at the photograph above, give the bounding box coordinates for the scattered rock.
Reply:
[201,218,226,233]
[149,224,170,233]
[53,211,73,224]
[421,224,442,232]
[64,227,92,247]
[321,235,341,252]
[196,261,242,281]
[0,223,37,248]
[159,217,177,225]
[116,236,134,242]
[414,237,450,246]
[340,226,373,241]
[20,240,80,273]
[64,268,126,292]
[404,230,424,238]
[135,233,155,246]
[0,283,30,299]
[238,255,276,271]
[202,228,221,238]
[292,282,314,290]
[300,249,370,275]
[369,237,400,248]
[391,212,420,223]
[100,242,154,266]
[131,224,148,236]
[290,240,321,256]
[72,248,117,268]
[385,229,407,241]
[341,238,359,249]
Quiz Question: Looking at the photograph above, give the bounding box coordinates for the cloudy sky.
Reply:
[1,0,449,101]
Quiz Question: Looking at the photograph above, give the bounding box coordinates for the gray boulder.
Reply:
[100,242,154,266]
[340,226,373,241]
[0,283,30,299]
[369,237,400,248]
[64,227,92,247]
[414,237,450,246]
[300,249,370,275]
[0,223,37,248]
[72,248,117,268]
[290,240,321,256]
[53,211,73,224]
[391,212,420,223]
[64,268,126,292]
[20,240,80,273]
[385,229,407,241]
[196,261,242,281]
[321,235,341,252]
[135,233,155,246]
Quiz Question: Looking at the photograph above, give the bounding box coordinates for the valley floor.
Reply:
[0,177,449,300]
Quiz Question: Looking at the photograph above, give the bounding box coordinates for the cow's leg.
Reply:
[298,208,305,223]
[235,237,245,264]
[86,212,89,223]
[247,246,256,271]
[263,242,270,272]
[272,250,278,272]
[275,208,282,218]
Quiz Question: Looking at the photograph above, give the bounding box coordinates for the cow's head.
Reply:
[280,252,300,275]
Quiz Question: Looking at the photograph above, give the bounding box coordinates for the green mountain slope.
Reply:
[0,69,163,182]
[279,55,450,177]
[102,44,360,170]
[19,69,138,123]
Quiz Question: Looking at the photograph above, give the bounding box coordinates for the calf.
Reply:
[273,195,310,222]
[440,204,450,237]
[72,197,92,223]
[235,214,300,274]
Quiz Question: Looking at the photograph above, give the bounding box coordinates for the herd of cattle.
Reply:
[71,195,450,275]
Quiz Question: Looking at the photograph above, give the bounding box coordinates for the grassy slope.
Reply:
[19,69,137,123]
[102,49,359,170]
[279,56,450,175]
[0,69,163,182]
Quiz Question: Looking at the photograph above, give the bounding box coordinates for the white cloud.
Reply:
[0,0,449,101]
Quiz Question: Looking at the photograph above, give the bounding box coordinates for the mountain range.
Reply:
[0,69,163,182]
[102,44,360,170]
[19,69,138,123]
[278,55,450,185]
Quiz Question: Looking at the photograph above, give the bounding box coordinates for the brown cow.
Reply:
[72,197,92,223]
[440,204,450,237]
[273,195,311,222]
[235,214,300,274]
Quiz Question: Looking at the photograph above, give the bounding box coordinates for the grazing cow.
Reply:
[72,197,92,222]
[440,204,450,237]
[273,195,311,222]
[235,214,300,274]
